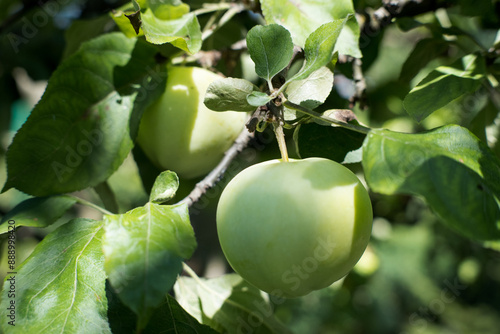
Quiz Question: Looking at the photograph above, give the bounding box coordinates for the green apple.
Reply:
[137,66,248,179]
[217,158,373,298]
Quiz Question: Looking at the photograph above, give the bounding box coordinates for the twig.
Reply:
[176,127,254,207]
[364,0,449,34]
[350,58,367,109]
[283,100,371,134]
[69,195,113,216]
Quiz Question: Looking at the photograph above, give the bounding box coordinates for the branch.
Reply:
[364,0,449,34]
[350,58,367,109]
[176,127,254,207]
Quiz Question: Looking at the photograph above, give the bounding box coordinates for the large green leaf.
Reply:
[0,195,76,234]
[362,125,500,244]
[403,54,486,122]
[246,24,294,82]
[0,219,109,333]
[2,32,167,197]
[174,274,292,334]
[261,0,361,57]
[102,202,196,329]
[289,20,345,82]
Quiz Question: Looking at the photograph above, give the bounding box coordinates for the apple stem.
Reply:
[273,123,289,162]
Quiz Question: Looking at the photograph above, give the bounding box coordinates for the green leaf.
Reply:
[103,202,196,329]
[174,274,292,334]
[289,20,346,82]
[63,15,115,59]
[403,54,486,122]
[246,24,294,82]
[138,0,190,20]
[0,195,76,234]
[399,38,449,84]
[286,66,333,109]
[362,125,500,244]
[125,0,202,54]
[0,219,110,333]
[146,295,219,333]
[139,11,202,54]
[110,5,143,38]
[149,170,179,203]
[2,32,167,197]
[294,122,365,164]
[247,91,273,107]
[204,78,258,112]
[107,283,218,334]
[261,0,361,57]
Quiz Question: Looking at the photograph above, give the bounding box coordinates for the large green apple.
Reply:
[217,158,373,298]
[137,66,248,179]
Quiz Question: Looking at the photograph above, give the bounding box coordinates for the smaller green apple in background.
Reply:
[137,66,248,179]
[217,158,373,298]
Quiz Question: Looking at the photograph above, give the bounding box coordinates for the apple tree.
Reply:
[0,0,500,333]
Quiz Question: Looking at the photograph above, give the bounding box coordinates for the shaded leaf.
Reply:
[204,78,258,112]
[289,20,346,82]
[63,15,115,59]
[362,125,500,244]
[294,122,365,164]
[0,219,109,333]
[107,282,217,334]
[247,91,273,107]
[261,0,361,57]
[2,32,167,197]
[0,195,76,234]
[103,202,196,329]
[399,38,449,84]
[246,24,294,82]
[174,274,292,334]
[403,54,486,122]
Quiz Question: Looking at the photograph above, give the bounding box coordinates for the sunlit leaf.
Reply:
[289,20,345,82]
[261,0,361,57]
[246,24,294,82]
[103,202,196,329]
[286,66,334,109]
[174,274,292,333]
[0,219,109,333]
[149,171,179,203]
